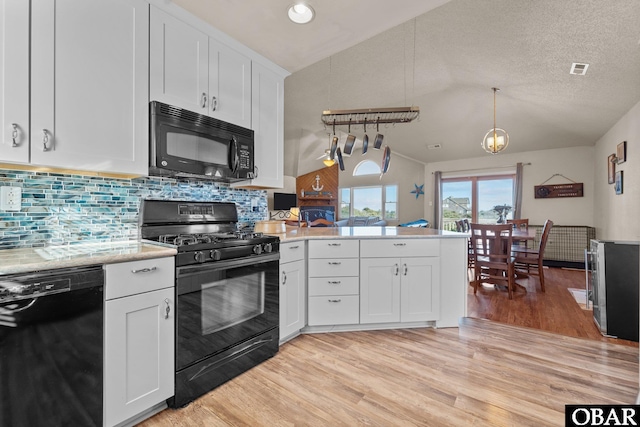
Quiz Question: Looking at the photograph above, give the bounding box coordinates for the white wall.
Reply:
[423,146,595,227]
[593,100,640,241]
[338,148,426,225]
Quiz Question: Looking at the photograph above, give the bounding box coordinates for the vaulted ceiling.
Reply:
[174,0,640,176]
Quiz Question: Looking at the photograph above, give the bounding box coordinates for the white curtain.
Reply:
[513,162,523,219]
[433,171,442,229]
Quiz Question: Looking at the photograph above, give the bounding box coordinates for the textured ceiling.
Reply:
[173,0,640,177]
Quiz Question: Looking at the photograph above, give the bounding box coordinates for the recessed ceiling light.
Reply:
[570,62,589,75]
[287,3,315,24]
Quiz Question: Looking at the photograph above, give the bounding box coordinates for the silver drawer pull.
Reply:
[131,266,157,274]
[328,299,342,303]
[327,243,341,246]
[393,243,407,246]
[328,261,341,265]
[327,280,341,284]
[288,245,300,249]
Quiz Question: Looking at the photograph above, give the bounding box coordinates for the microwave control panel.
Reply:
[238,144,252,170]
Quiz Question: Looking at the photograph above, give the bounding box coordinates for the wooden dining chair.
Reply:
[507,218,529,248]
[469,223,516,299]
[512,219,553,292]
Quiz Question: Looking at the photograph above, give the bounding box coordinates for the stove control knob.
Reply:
[210,249,222,261]
[194,251,205,263]
[253,244,263,255]
[263,243,273,253]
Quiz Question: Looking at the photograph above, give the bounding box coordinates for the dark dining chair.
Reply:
[512,219,553,292]
[507,218,529,248]
[469,223,516,299]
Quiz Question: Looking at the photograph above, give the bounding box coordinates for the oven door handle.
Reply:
[176,252,280,278]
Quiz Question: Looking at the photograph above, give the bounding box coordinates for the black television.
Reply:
[273,192,297,210]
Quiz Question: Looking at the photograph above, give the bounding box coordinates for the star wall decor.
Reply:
[411,183,424,199]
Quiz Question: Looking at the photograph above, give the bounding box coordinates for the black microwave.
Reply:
[149,101,255,182]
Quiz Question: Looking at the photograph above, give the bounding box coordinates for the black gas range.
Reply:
[140,199,280,408]
[140,199,280,266]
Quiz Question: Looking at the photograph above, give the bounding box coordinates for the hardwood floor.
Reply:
[139,266,639,426]
[467,266,638,347]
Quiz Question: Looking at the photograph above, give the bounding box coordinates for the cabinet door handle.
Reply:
[327,280,341,284]
[328,261,341,265]
[42,129,50,151]
[282,271,287,285]
[164,298,171,319]
[328,299,341,303]
[394,263,399,276]
[211,96,217,111]
[11,123,18,147]
[403,263,408,276]
[201,93,207,108]
[131,266,157,274]
[328,243,341,246]
[393,243,407,246]
[288,245,300,249]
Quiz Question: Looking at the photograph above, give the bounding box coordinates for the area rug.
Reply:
[568,288,591,310]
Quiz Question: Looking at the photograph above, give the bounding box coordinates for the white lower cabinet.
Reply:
[360,240,440,324]
[307,240,359,326]
[104,257,175,427]
[279,241,306,342]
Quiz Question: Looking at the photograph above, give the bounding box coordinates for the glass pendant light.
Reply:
[482,87,509,154]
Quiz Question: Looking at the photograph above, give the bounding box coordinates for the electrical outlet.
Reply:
[1,186,22,211]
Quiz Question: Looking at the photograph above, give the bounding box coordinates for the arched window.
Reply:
[353,160,380,176]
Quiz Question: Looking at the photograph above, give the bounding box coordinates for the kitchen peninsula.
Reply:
[276,226,468,342]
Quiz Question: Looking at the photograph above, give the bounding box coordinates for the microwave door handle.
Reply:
[230,137,239,173]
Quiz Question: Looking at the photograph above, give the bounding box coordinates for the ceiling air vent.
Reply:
[570,63,589,75]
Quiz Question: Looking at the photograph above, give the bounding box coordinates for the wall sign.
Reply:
[534,183,584,198]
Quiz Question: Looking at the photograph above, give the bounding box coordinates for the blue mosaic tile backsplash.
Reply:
[0,168,268,249]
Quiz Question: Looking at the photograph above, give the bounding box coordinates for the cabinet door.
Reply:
[208,38,251,128]
[360,258,400,323]
[280,259,306,341]
[248,62,283,187]
[150,6,209,115]
[31,0,149,175]
[400,257,440,322]
[0,0,29,163]
[104,287,175,427]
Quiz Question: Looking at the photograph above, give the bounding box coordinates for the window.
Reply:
[441,175,514,231]
[353,160,380,176]
[339,185,398,220]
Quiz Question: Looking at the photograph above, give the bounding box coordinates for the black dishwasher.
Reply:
[0,265,104,427]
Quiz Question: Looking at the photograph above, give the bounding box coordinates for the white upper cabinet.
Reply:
[149,6,209,115]
[245,61,284,188]
[0,0,30,163]
[150,6,252,129]
[209,38,251,129]
[29,0,149,175]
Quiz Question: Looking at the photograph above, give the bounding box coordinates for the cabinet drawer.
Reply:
[308,258,359,277]
[105,257,174,300]
[360,239,439,258]
[308,239,359,258]
[309,276,359,296]
[280,241,305,264]
[308,295,359,326]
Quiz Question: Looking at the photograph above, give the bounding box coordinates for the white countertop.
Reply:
[273,226,467,243]
[0,241,177,275]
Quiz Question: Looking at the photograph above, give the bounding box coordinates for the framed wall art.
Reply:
[617,141,627,164]
[615,170,623,195]
[608,154,616,184]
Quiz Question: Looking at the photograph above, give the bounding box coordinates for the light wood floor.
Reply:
[140,267,639,426]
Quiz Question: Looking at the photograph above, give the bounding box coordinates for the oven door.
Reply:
[175,252,279,372]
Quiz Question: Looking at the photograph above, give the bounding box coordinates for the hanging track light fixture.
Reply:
[482,87,509,154]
